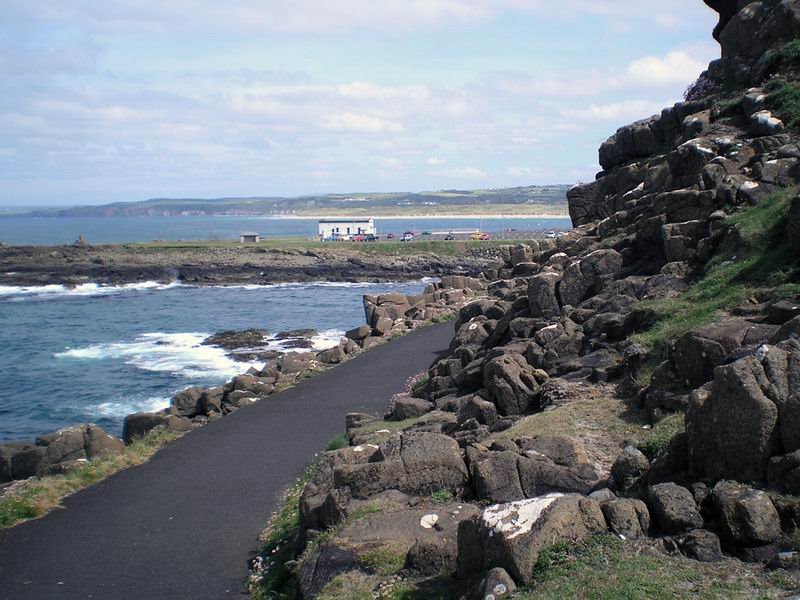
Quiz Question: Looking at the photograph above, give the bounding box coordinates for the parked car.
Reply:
[422,231,432,236]
[339,234,352,241]
[364,234,379,242]
[353,234,365,242]
[545,231,556,239]
[400,234,414,242]
[386,233,396,240]
[470,232,490,241]
[444,233,455,241]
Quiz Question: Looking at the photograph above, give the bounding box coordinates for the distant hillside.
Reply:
[20,185,570,218]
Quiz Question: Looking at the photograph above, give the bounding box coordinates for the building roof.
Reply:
[240,232,260,236]
[318,218,373,224]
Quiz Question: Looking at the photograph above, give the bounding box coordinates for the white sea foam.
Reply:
[93,396,170,418]
[56,332,262,379]
[259,329,344,352]
[0,281,182,299]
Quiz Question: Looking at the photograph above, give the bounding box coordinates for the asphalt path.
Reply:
[0,323,453,600]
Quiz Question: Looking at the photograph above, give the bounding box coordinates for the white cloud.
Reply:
[438,167,487,179]
[427,157,447,165]
[320,113,404,134]
[561,100,667,122]
[8,0,717,34]
[627,51,708,86]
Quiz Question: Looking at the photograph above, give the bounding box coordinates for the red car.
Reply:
[353,234,366,242]
[386,233,396,240]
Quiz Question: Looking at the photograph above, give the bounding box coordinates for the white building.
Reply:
[318,218,375,239]
[239,232,261,243]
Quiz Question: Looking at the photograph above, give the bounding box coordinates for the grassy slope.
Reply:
[518,535,797,600]
[631,188,800,351]
[131,238,518,256]
[0,430,181,528]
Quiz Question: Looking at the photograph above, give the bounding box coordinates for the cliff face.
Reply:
[252,4,800,598]
[568,0,800,231]
[704,0,800,85]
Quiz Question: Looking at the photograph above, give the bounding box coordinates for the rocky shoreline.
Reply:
[0,275,487,486]
[247,1,800,597]
[0,243,499,288]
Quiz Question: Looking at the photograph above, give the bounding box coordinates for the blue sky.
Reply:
[1,1,720,206]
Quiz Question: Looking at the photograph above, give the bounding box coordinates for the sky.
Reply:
[1,1,721,206]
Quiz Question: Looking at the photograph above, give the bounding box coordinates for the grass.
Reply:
[765,40,800,77]
[317,572,374,600]
[410,374,430,395]
[430,489,454,505]
[250,464,319,600]
[636,413,685,460]
[501,384,686,471]
[0,429,181,529]
[766,80,800,131]
[325,434,349,452]
[358,542,408,576]
[133,237,522,257]
[631,188,800,352]
[518,534,798,599]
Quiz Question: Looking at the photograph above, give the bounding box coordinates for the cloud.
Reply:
[561,100,668,122]
[427,157,447,165]
[438,167,488,179]
[7,0,717,34]
[627,51,708,86]
[321,113,404,134]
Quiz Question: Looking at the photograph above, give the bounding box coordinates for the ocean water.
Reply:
[0,279,430,442]
[0,215,572,246]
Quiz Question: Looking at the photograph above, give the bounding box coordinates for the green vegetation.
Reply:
[25,185,569,219]
[766,80,800,131]
[632,188,800,352]
[519,534,797,599]
[325,434,349,452]
[0,430,181,529]
[134,237,519,257]
[410,374,430,395]
[317,572,374,600]
[765,40,800,76]
[637,413,685,460]
[430,489,454,505]
[250,464,318,600]
[358,542,408,576]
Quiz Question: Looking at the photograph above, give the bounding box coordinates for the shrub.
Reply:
[766,80,800,131]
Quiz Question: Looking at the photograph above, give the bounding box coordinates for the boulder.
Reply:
[391,396,435,421]
[345,325,372,342]
[334,432,468,499]
[517,455,599,497]
[558,250,623,308]
[171,386,205,417]
[610,446,650,491]
[711,481,782,547]
[472,567,517,600]
[673,319,776,388]
[122,412,193,445]
[601,498,651,539]
[458,494,607,585]
[483,354,548,416]
[527,271,562,318]
[515,436,589,468]
[686,344,800,484]
[456,396,499,427]
[648,483,704,534]
[472,451,525,503]
[674,529,724,562]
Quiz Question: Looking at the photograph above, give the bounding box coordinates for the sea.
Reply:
[0,215,572,246]
[0,279,431,442]
[0,213,573,443]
